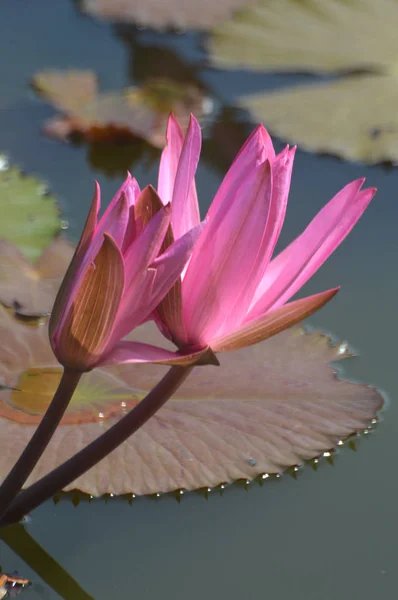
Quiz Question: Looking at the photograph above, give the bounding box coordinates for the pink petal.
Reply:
[50,183,100,339]
[205,124,275,227]
[93,189,130,253]
[248,180,376,320]
[100,173,140,222]
[151,222,205,298]
[225,146,295,323]
[150,222,206,344]
[212,287,339,352]
[98,341,219,367]
[157,114,184,205]
[123,205,171,291]
[182,160,273,345]
[106,270,157,348]
[121,203,138,254]
[55,233,125,370]
[171,115,201,239]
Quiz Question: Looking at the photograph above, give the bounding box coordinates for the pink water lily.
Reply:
[49,179,211,371]
[144,114,375,354]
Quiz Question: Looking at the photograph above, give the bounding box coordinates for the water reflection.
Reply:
[0,524,94,599]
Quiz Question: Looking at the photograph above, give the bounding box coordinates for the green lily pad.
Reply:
[0,306,382,496]
[240,74,398,165]
[208,0,398,164]
[209,0,397,73]
[0,162,62,262]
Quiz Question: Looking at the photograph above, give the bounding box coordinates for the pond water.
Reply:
[0,1,397,599]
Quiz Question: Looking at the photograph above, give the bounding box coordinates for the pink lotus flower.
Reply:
[147,114,375,354]
[49,179,210,371]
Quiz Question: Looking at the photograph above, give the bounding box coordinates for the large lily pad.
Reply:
[0,306,382,496]
[0,238,74,317]
[82,0,259,30]
[0,164,61,262]
[209,0,397,73]
[240,74,398,164]
[32,70,210,148]
[209,0,398,164]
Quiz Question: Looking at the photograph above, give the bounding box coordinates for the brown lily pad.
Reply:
[82,0,259,31]
[0,306,382,496]
[0,238,74,318]
[32,71,210,148]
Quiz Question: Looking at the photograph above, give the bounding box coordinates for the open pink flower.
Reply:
[148,114,376,354]
[49,178,210,371]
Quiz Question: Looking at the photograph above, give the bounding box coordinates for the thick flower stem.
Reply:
[0,368,82,523]
[0,365,192,528]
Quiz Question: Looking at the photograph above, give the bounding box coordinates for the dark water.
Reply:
[0,1,397,598]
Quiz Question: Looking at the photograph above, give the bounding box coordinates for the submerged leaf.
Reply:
[209,0,398,164]
[0,307,382,496]
[0,239,74,317]
[240,74,398,164]
[82,0,259,30]
[32,71,210,148]
[0,165,61,261]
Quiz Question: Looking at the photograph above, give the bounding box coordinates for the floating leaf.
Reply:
[0,165,61,261]
[209,0,397,73]
[0,238,74,317]
[32,71,210,148]
[0,308,141,424]
[209,0,398,164]
[82,0,259,30]
[240,74,398,164]
[0,305,382,496]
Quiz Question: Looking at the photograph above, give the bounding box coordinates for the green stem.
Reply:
[0,368,81,522]
[0,365,192,527]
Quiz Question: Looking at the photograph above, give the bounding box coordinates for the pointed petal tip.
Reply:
[188,113,201,130]
[212,286,340,353]
[93,180,101,204]
[195,346,220,366]
[167,112,182,130]
[102,231,123,256]
[327,286,340,298]
[356,177,366,188]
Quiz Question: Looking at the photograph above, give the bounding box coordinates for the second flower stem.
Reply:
[0,368,82,523]
[0,365,192,527]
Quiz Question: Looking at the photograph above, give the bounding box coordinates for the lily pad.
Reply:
[0,306,382,496]
[82,0,259,30]
[0,164,61,261]
[0,238,74,317]
[209,0,398,164]
[209,0,397,73]
[240,74,398,164]
[32,71,210,148]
